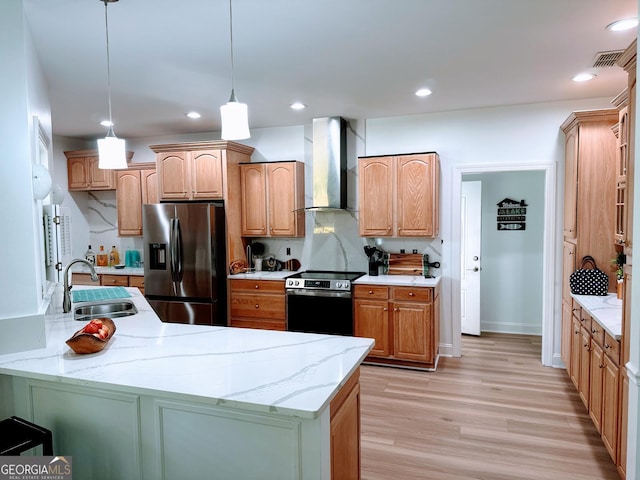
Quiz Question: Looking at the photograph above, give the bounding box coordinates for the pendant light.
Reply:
[220,0,250,140]
[97,0,127,169]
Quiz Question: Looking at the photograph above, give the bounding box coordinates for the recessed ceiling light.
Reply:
[572,73,596,82]
[415,88,432,97]
[606,18,638,32]
[100,120,113,127]
[290,102,306,110]
[186,111,201,119]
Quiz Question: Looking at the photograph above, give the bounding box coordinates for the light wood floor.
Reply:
[359,332,620,480]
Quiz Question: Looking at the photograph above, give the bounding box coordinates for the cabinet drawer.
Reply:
[128,276,144,288]
[230,279,285,294]
[604,332,620,365]
[71,273,100,286]
[353,285,389,300]
[229,318,286,331]
[391,286,432,302]
[101,275,129,287]
[230,293,285,320]
[589,318,605,347]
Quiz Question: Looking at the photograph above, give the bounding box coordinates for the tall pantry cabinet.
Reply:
[616,39,636,480]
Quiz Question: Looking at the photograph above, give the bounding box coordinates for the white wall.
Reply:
[464,171,545,335]
[0,1,52,316]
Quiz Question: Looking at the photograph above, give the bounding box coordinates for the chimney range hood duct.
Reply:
[308,116,348,210]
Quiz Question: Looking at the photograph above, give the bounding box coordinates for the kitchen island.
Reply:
[0,287,373,479]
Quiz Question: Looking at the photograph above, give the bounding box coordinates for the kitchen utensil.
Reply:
[284,259,301,271]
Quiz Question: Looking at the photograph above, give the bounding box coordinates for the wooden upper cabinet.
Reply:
[397,155,439,237]
[65,150,131,191]
[358,157,394,236]
[156,149,222,200]
[563,125,579,239]
[358,153,440,237]
[191,150,223,199]
[267,162,304,236]
[116,170,143,236]
[240,161,305,237]
[141,169,159,204]
[241,163,268,236]
[116,163,157,237]
[156,152,192,200]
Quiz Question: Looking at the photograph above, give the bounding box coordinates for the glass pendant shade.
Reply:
[98,127,127,169]
[220,90,250,140]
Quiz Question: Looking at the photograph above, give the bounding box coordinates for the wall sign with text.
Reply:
[496,198,527,231]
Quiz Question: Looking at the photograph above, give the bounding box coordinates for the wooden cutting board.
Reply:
[386,253,427,276]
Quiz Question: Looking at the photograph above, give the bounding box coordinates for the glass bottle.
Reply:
[109,245,120,266]
[97,245,108,267]
[84,245,96,265]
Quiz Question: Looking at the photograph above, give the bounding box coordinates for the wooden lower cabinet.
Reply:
[71,273,144,293]
[229,279,285,330]
[330,368,361,480]
[566,299,623,466]
[354,283,439,369]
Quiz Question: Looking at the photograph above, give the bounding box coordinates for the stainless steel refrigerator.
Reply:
[143,203,227,326]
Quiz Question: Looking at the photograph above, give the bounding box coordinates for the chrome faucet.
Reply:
[63,258,99,313]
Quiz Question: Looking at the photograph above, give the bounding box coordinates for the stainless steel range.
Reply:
[285,271,366,336]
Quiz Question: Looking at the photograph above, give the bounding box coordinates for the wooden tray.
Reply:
[66,318,116,354]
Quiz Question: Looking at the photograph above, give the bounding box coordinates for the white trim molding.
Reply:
[450,162,557,367]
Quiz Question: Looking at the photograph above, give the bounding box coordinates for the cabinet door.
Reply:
[267,162,304,237]
[618,369,629,477]
[602,357,619,461]
[562,241,576,302]
[570,318,581,389]
[397,154,438,236]
[191,149,223,199]
[392,301,432,363]
[564,125,579,238]
[240,163,268,236]
[141,169,159,204]
[330,376,361,480]
[354,299,390,358]
[67,157,89,190]
[116,170,143,236]
[358,157,393,236]
[561,300,572,370]
[157,152,191,200]
[589,341,604,433]
[88,156,116,189]
[579,327,591,409]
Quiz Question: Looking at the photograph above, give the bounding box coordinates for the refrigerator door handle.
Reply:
[170,218,184,289]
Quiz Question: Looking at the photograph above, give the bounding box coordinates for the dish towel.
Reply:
[72,287,131,303]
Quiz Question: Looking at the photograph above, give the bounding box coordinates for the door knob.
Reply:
[466,267,479,272]
[473,256,479,261]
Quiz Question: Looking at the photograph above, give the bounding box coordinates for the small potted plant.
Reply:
[612,252,624,299]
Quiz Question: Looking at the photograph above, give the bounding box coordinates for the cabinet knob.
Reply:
[368,290,373,294]
[394,308,399,312]
[605,343,610,349]
[408,292,415,296]
[255,304,259,309]
[255,285,259,289]
[599,364,605,369]
[383,307,388,311]
[591,328,597,334]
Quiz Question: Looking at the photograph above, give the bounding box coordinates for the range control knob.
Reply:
[336,282,343,289]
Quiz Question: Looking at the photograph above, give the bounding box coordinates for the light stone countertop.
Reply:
[355,274,441,287]
[228,271,293,280]
[571,293,622,340]
[0,286,373,419]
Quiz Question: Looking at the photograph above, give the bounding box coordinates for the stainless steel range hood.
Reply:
[308,116,347,210]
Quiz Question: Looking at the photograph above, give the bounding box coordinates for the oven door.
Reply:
[286,289,354,336]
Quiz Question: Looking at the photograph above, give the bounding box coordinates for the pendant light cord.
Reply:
[228,0,236,95]
[103,0,114,126]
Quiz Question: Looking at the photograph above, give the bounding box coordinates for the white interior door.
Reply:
[461,181,482,335]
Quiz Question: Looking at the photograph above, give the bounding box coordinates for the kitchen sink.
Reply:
[74,299,138,322]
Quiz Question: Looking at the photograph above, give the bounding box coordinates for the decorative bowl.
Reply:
[66,318,116,354]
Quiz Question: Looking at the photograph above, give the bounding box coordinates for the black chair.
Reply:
[0,416,53,456]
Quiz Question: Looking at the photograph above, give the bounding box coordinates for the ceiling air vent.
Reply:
[592,50,625,68]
